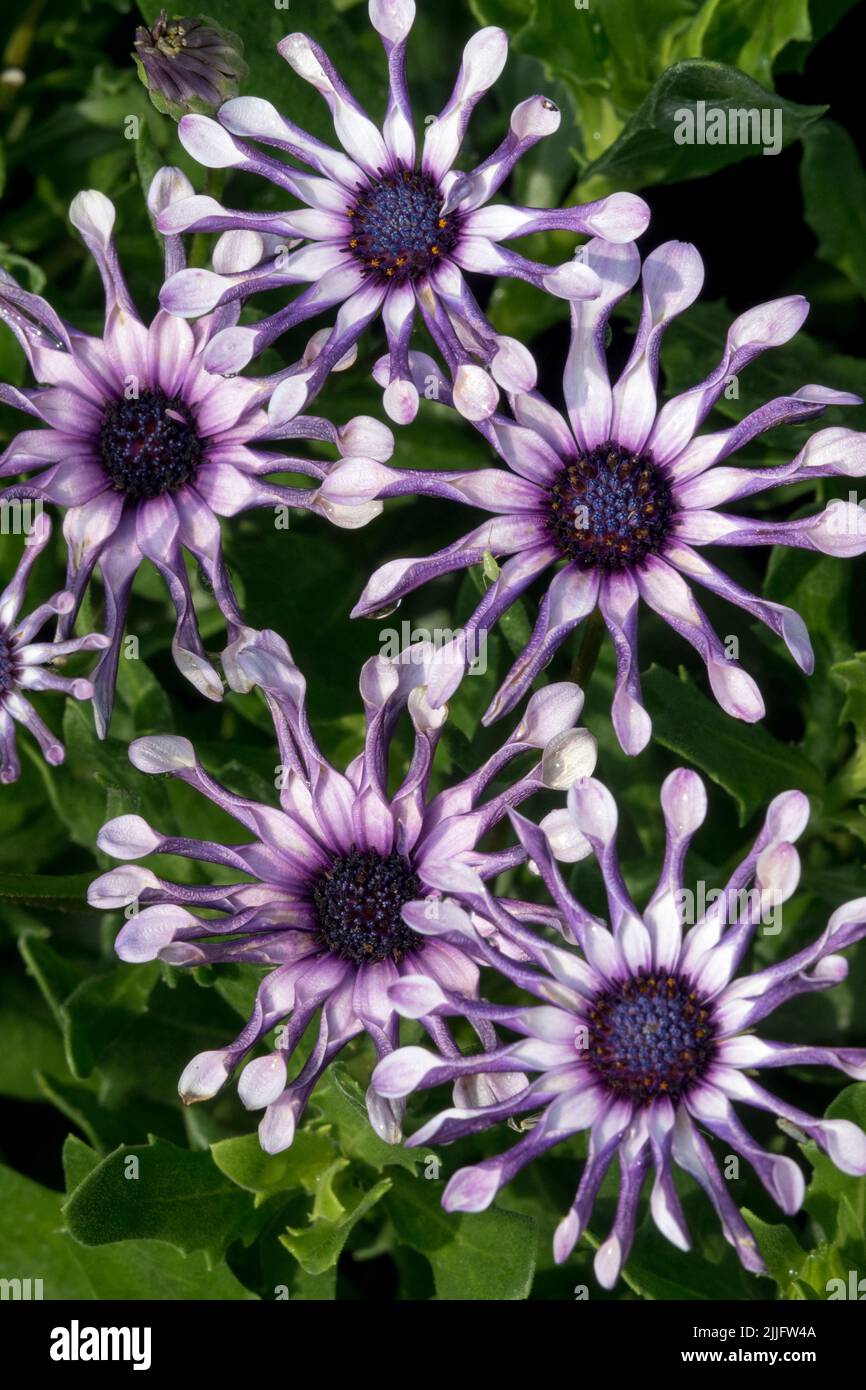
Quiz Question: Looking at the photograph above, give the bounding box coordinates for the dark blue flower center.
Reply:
[312,847,424,965]
[548,443,674,569]
[0,634,16,694]
[348,168,460,283]
[99,388,202,501]
[587,973,715,1104]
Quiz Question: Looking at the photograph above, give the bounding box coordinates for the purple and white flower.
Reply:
[348,238,866,753]
[0,171,396,733]
[373,769,866,1286]
[88,628,596,1150]
[157,0,649,424]
[0,512,108,782]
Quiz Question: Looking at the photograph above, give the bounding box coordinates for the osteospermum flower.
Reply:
[373,770,866,1287]
[347,238,866,753]
[156,0,649,424]
[0,513,108,781]
[0,171,396,733]
[88,628,597,1150]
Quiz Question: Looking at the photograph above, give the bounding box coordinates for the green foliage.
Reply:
[801,121,866,300]
[385,1171,538,1300]
[0,1157,257,1300]
[64,1137,259,1261]
[578,62,823,198]
[471,0,821,191]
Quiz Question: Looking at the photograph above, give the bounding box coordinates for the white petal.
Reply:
[541,728,598,789]
[178,1049,232,1103]
[238,1053,288,1110]
[96,815,161,860]
[129,735,196,775]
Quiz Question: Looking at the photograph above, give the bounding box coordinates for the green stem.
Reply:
[570,606,604,691]
[0,871,93,912]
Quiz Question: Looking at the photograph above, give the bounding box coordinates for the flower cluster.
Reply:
[0,0,861,1294]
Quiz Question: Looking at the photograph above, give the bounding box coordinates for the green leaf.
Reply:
[741,1210,844,1299]
[665,0,811,84]
[210,962,269,1020]
[133,114,163,224]
[286,1264,338,1299]
[472,1,818,189]
[745,1206,861,1301]
[211,1129,339,1204]
[36,1071,180,1154]
[0,249,44,298]
[63,1134,101,1194]
[386,1170,538,1300]
[280,1176,392,1275]
[0,1161,257,1300]
[63,962,161,1078]
[801,120,866,299]
[643,664,822,822]
[83,975,251,1117]
[832,653,866,729]
[0,969,66,1099]
[742,1210,810,1294]
[471,0,670,155]
[19,933,160,1080]
[779,0,859,71]
[257,1229,339,1299]
[19,933,87,1031]
[63,1137,257,1263]
[578,61,825,197]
